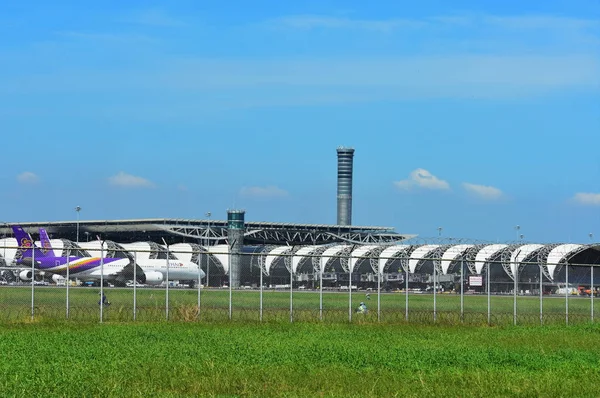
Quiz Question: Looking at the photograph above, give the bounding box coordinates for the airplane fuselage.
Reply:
[20,256,131,278]
[137,259,204,281]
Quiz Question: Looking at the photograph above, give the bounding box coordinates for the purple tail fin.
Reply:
[38,228,54,256]
[11,225,48,259]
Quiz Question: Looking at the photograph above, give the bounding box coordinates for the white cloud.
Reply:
[16,171,39,184]
[271,15,425,32]
[483,15,600,30]
[240,185,289,198]
[13,54,596,102]
[108,171,155,188]
[462,182,503,200]
[119,9,187,27]
[273,14,600,33]
[57,31,157,44]
[573,192,600,206]
[394,169,450,191]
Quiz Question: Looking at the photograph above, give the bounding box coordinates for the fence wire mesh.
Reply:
[0,246,599,325]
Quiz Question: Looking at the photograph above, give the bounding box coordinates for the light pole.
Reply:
[437,227,443,237]
[75,206,81,245]
[514,225,520,241]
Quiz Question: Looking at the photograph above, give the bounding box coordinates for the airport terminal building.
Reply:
[1,211,599,292]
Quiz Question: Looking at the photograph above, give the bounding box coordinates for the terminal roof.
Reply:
[1,218,415,245]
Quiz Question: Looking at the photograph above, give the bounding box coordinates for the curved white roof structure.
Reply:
[78,240,105,257]
[440,245,473,274]
[0,238,19,264]
[208,244,229,273]
[408,245,440,273]
[264,246,293,275]
[169,243,203,263]
[509,244,544,276]
[546,244,584,279]
[349,245,380,273]
[474,244,508,274]
[119,242,155,260]
[291,246,319,274]
[378,245,411,274]
[320,245,350,272]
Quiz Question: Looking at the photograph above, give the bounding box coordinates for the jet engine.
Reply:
[143,271,164,285]
[19,270,33,281]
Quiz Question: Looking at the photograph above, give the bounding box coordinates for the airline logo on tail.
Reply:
[12,226,49,259]
[39,228,52,255]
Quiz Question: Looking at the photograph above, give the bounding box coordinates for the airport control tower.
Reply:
[336,147,355,226]
[227,209,245,288]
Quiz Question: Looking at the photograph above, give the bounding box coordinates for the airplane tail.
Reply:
[11,225,48,259]
[38,228,54,256]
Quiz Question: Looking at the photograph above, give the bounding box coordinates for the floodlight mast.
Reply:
[75,206,82,244]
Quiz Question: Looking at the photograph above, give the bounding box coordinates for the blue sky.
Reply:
[1,0,599,243]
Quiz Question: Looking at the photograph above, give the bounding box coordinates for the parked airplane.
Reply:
[110,242,205,288]
[38,228,205,287]
[13,226,141,286]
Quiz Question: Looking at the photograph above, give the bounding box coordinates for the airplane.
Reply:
[107,242,205,288]
[12,225,142,286]
[38,228,205,287]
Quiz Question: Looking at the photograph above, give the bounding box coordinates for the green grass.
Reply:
[1,322,600,397]
[0,286,598,325]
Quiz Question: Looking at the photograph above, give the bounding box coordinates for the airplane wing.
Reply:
[86,259,146,286]
[110,262,146,286]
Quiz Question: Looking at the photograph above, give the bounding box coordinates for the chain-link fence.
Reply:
[1,242,599,325]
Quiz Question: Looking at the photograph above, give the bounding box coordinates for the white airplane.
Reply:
[83,241,205,287]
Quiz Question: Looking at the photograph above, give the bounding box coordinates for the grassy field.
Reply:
[1,322,600,397]
[0,286,598,325]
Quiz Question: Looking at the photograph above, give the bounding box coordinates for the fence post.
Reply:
[133,251,137,321]
[487,263,491,326]
[197,248,203,318]
[565,261,569,325]
[513,259,517,326]
[348,267,352,323]
[377,263,381,323]
[260,258,263,322]
[460,257,464,323]
[591,265,594,323]
[433,260,437,323]
[290,260,293,323]
[66,249,70,320]
[539,263,543,325]
[405,259,409,321]
[319,263,323,321]
[30,243,35,321]
[228,247,232,321]
[100,241,104,323]
[165,244,170,321]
